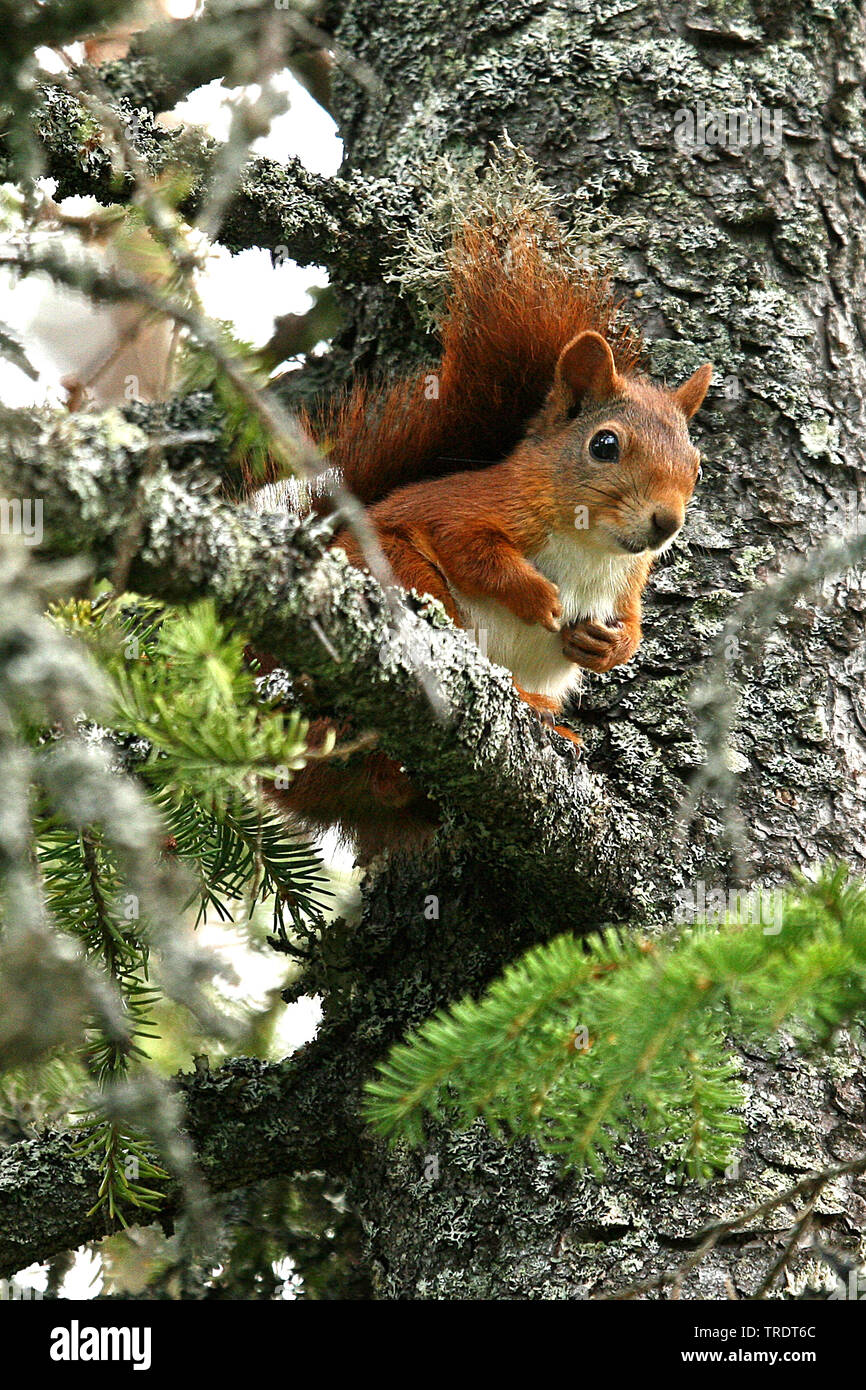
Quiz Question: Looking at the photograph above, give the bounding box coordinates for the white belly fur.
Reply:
[449,533,637,700]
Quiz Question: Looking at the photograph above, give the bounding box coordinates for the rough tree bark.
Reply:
[315,0,866,1297]
[2,0,866,1298]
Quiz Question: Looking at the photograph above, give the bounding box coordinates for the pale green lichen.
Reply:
[799,416,842,457]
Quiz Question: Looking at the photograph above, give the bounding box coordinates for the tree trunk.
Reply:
[317,0,866,1297]
[3,0,866,1300]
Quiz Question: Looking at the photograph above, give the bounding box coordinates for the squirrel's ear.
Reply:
[555,331,622,410]
[673,362,713,419]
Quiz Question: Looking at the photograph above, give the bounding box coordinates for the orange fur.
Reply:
[306,218,642,511]
[265,219,713,857]
[266,718,439,863]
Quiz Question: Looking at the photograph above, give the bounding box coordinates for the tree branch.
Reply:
[0,1048,359,1279]
[0,408,647,918]
[25,84,412,270]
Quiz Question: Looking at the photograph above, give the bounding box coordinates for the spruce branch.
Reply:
[365,864,866,1181]
[54,593,333,940]
[0,405,640,915]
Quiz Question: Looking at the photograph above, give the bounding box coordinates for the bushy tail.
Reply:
[311,212,643,509]
[250,209,644,859]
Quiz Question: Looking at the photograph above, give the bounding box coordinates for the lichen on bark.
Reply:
[2,0,866,1298]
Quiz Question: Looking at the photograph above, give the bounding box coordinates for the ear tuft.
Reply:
[673,362,713,419]
[555,331,622,412]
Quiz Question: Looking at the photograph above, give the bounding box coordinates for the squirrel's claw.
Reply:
[535,706,582,748]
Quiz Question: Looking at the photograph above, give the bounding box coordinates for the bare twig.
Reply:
[753,1190,818,1299]
[680,530,866,868]
[604,1151,866,1300]
[281,9,383,95]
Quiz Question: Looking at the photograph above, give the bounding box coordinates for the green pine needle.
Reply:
[365,864,866,1180]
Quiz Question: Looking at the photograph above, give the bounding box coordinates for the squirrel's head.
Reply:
[537,331,713,557]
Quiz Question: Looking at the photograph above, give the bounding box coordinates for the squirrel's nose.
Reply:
[648,508,681,548]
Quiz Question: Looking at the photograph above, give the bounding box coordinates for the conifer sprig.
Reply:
[108,598,312,809]
[54,594,333,941]
[38,821,168,1217]
[31,593,333,1219]
[365,864,866,1179]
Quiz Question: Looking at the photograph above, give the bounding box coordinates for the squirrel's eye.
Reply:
[589,430,620,462]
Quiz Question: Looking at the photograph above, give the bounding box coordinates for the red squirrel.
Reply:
[258,217,713,856]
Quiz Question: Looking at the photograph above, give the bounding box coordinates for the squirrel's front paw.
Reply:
[511,577,562,631]
[561,619,634,673]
